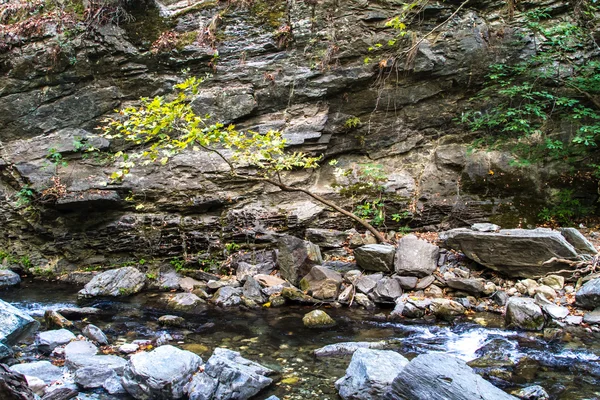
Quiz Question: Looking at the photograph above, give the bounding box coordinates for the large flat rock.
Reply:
[439,228,579,278]
[0,299,39,346]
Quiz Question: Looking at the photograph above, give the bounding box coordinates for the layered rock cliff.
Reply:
[0,0,596,270]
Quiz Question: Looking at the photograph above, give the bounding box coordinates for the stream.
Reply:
[2,280,600,400]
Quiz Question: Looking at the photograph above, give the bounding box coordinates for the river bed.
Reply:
[2,280,600,400]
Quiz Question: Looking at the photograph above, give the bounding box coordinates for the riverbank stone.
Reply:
[74,366,116,389]
[314,341,388,357]
[354,244,396,272]
[277,235,323,285]
[0,269,21,288]
[122,345,202,400]
[395,235,439,277]
[36,329,75,354]
[576,278,600,309]
[560,228,597,254]
[303,310,336,328]
[187,348,274,400]
[82,324,108,345]
[384,353,518,400]
[78,267,146,298]
[440,228,579,278]
[506,298,545,331]
[0,299,39,346]
[335,348,409,400]
[299,266,342,300]
[168,292,205,311]
[10,361,63,385]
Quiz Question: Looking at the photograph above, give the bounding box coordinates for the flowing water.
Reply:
[2,280,600,400]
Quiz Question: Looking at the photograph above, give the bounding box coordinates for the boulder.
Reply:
[78,267,146,298]
[314,341,388,357]
[55,307,102,319]
[395,276,418,290]
[44,310,72,329]
[254,274,287,288]
[583,309,600,324]
[335,348,409,400]
[446,278,485,295]
[540,275,564,290]
[36,329,75,354]
[303,310,336,328]
[74,366,116,389]
[0,270,21,288]
[354,294,376,310]
[299,266,342,300]
[505,298,545,331]
[0,363,36,400]
[82,324,108,345]
[440,228,579,278]
[355,273,383,294]
[167,293,205,312]
[211,287,243,307]
[513,385,549,400]
[371,277,402,303]
[384,353,518,400]
[281,287,318,304]
[354,244,396,272]
[64,340,126,374]
[122,345,202,400]
[10,361,63,385]
[235,262,273,283]
[242,276,266,304]
[576,278,600,309]
[0,299,39,346]
[104,374,127,395]
[559,228,597,254]
[395,235,439,277]
[430,298,466,321]
[277,235,323,285]
[186,348,274,400]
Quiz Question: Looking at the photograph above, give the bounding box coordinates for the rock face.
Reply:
[0,299,39,346]
[384,353,517,400]
[353,245,396,272]
[440,228,580,278]
[185,348,274,400]
[122,345,202,400]
[277,236,323,285]
[335,348,409,400]
[78,267,146,298]
[576,278,600,309]
[505,297,545,331]
[394,235,439,277]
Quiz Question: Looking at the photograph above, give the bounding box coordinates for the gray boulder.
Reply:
[277,235,323,285]
[513,385,549,400]
[0,269,21,288]
[211,287,243,307]
[314,341,388,357]
[186,348,274,400]
[560,228,597,254]
[78,267,145,298]
[168,293,205,312]
[446,278,485,295]
[122,345,202,400]
[0,299,39,346]
[440,228,579,278]
[82,324,108,345]
[354,244,396,272]
[10,361,63,385]
[64,340,126,374]
[384,353,518,400]
[242,276,266,304]
[303,310,336,328]
[505,298,545,331]
[36,329,75,354]
[335,348,409,400]
[74,366,116,389]
[299,266,342,300]
[395,235,439,277]
[355,273,383,294]
[235,262,274,283]
[576,278,600,309]
[371,277,402,304]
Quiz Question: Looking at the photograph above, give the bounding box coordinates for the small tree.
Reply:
[101,76,387,243]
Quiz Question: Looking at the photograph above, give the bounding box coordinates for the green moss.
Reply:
[249,0,286,29]
[175,31,198,50]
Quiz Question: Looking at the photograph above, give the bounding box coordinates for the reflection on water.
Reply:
[2,280,600,399]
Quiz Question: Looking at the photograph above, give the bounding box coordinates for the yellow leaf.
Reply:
[488,170,494,175]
